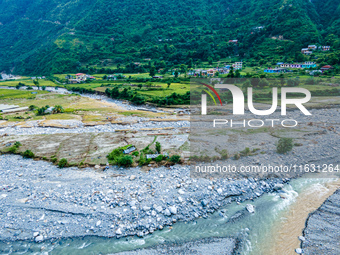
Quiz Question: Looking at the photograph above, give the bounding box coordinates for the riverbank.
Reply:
[0,154,286,244]
[266,177,340,255]
[301,188,340,254]
[116,237,238,255]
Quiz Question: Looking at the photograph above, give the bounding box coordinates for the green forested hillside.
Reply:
[0,0,339,75]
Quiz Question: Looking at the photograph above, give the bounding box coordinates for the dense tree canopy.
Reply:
[0,0,339,75]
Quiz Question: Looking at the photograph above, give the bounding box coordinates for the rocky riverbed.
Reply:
[0,120,190,136]
[0,154,286,244]
[300,189,340,255]
[116,237,238,255]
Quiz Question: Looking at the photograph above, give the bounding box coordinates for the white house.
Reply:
[232,62,243,70]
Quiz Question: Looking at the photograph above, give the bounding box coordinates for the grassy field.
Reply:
[0,89,49,100]
[0,91,164,123]
[0,78,58,87]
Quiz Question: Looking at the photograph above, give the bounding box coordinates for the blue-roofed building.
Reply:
[264,68,285,73]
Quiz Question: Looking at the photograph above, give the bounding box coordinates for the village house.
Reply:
[301,48,312,55]
[107,74,125,80]
[68,79,79,84]
[206,69,216,77]
[75,73,87,81]
[308,45,317,50]
[229,40,238,44]
[232,62,243,70]
[301,48,309,53]
[309,70,322,76]
[188,70,199,76]
[279,62,316,69]
[322,46,330,51]
[1,73,15,80]
[216,66,230,74]
[301,62,317,68]
[321,65,333,73]
[264,68,285,73]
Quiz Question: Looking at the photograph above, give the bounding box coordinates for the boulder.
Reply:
[154,205,163,213]
[201,199,208,207]
[169,206,177,215]
[246,204,255,213]
[163,209,171,216]
[295,248,303,254]
[35,235,44,242]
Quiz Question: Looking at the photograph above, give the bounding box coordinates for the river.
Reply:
[0,86,339,254]
[1,175,338,255]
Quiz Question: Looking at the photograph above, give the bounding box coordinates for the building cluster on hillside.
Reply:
[278,61,317,68]
[31,76,46,79]
[0,73,19,80]
[106,74,126,80]
[264,62,333,75]
[301,45,330,55]
[264,62,316,73]
[66,73,96,83]
[188,62,242,77]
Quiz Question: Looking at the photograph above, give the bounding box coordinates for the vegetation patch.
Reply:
[277,138,293,154]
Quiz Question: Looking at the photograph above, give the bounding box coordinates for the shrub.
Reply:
[117,155,133,167]
[29,105,37,111]
[234,153,240,160]
[51,157,58,163]
[240,147,251,156]
[22,150,34,158]
[155,155,163,162]
[132,151,139,157]
[170,155,181,163]
[155,142,161,153]
[58,158,68,168]
[219,149,229,160]
[138,152,146,166]
[14,141,22,147]
[277,138,293,154]
[53,105,64,114]
[131,94,145,105]
[8,146,18,153]
[107,145,133,164]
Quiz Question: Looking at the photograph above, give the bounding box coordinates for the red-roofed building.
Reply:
[229,40,238,44]
[75,73,86,81]
[321,65,333,73]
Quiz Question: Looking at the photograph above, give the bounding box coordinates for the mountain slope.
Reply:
[0,0,339,75]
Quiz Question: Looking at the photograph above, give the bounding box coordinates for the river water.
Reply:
[1,176,338,255]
